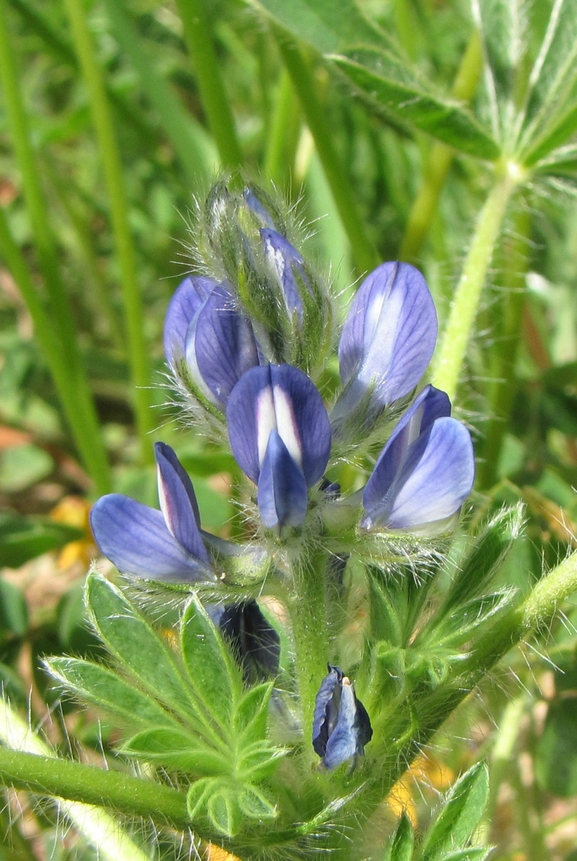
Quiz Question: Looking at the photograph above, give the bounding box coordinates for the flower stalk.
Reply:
[432,161,523,400]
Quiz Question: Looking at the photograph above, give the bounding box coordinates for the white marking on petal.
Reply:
[256,385,277,467]
[157,464,176,538]
[273,385,302,467]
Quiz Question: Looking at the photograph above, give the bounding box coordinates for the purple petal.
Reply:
[338,262,437,409]
[261,229,308,320]
[154,442,210,563]
[363,417,475,530]
[367,386,451,494]
[90,495,214,581]
[192,286,260,407]
[312,665,373,768]
[313,666,342,757]
[163,276,218,369]
[243,189,277,229]
[257,431,309,528]
[323,680,365,769]
[226,364,331,487]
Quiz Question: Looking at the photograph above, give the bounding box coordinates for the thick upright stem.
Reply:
[478,206,530,488]
[287,544,330,762]
[432,162,523,400]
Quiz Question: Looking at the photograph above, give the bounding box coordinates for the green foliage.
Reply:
[46,573,284,841]
[420,762,489,861]
[0,513,84,568]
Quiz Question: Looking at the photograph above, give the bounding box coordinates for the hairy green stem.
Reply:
[275,34,380,275]
[0,700,171,859]
[0,208,111,494]
[400,30,484,262]
[287,544,330,761]
[432,162,524,400]
[63,0,154,463]
[175,0,242,169]
[0,748,191,833]
[478,206,530,488]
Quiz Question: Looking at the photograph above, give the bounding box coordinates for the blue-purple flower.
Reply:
[90,442,214,582]
[334,262,437,427]
[261,228,311,324]
[362,385,475,533]
[164,276,260,409]
[312,665,373,769]
[226,364,332,530]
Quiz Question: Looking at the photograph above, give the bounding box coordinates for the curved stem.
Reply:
[64,0,155,464]
[175,0,242,170]
[432,161,524,401]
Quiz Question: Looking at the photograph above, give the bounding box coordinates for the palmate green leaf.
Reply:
[120,727,231,776]
[533,142,577,176]
[250,0,500,159]
[439,505,524,615]
[440,850,492,861]
[234,682,274,744]
[517,0,577,161]
[45,656,179,729]
[249,0,395,56]
[420,762,489,861]
[426,590,515,649]
[382,812,414,861]
[180,594,242,725]
[471,0,528,143]
[524,104,577,168]
[85,573,199,726]
[331,53,500,160]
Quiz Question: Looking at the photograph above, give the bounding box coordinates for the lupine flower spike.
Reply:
[90,442,214,581]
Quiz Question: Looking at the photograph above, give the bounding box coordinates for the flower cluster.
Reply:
[90,181,475,770]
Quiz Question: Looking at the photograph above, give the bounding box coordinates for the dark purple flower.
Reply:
[90,442,214,582]
[217,600,280,681]
[261,229,311,323]
[362,385,475,532]
[164,277,260,409]
[334,262,437,425]
[226,364,332,529]
[313,665,372,769]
